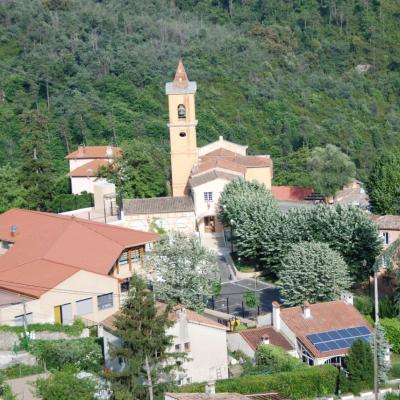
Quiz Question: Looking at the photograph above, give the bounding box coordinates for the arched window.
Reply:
[177,104,186,119]
[179,132,186,138]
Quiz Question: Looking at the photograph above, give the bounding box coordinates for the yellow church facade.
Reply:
[123,60,273,235]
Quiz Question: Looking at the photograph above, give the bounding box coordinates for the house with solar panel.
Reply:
[271,296,373,366]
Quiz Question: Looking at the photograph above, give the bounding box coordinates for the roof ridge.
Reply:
[75,220,124,248]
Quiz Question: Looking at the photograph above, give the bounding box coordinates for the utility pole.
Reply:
[373,269,379,400]
[22,299,28,338]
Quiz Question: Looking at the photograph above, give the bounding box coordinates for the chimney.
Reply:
[78,145,85,155]
[106,146,113,158]
[10,224,17,237]
[272,301,281,331]
[303,301,311,319]
[205,380,216,395]
[260,334,269,346]
[175,306,187,320]
[341,292,354,305]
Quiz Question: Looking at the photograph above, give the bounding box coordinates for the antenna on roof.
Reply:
[10,224,17,236]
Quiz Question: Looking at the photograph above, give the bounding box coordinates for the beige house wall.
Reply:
[245,166,272,189]
[123,211,196,234]
[71,177,109,195]
[168,92,198,197]
[0,270,120,326]
[380,229,400,249]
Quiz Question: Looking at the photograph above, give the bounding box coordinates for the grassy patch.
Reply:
[2,364,45,379]
[231,252,257,273]
[389,353,400,379]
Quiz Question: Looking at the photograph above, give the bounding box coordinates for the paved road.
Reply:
[217,253,235,283]
[209,278,281,319]
[7,373,48,400]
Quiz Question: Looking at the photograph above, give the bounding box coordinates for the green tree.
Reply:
[244,290,257,308]
[278,242,351,306]
[98,138,169,201]
[18,110,56,210]
[255,344,305,373]
[36,366,97,400]
[146,232,219,312]
[0,164,28,212]
[371,322,391,384]
[109,274,180,400]
[344,338,374,394]
[368,153,400,215]
[307,144,356,196]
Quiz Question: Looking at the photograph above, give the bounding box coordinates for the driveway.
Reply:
[7,373,48,400]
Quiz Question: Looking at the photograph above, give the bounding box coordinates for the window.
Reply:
[204,192,213,202]
[121,279,130,292]
[14,313,33,326]
[177,104,186,119]
[119,251,128,266]
[382,232,389,245]
[184,342,191,352]
[97,293,114,310]
[179,132,187,137]
[76,298,93,316]
[175,344,181,351]
[130,249,140,263]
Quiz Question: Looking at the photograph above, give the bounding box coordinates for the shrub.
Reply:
[381,318,400,353]
[0,373,16,400]
[0,319,85,337]
[354,295,373,317]
[255,344,305,373]
[176,365,338,399]
[36,366,97,400]
[389,362,400,379]
[3,364,45,379]
[379,296,397,319]
[31,338,103,372]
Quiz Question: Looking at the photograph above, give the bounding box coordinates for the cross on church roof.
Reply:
[173,59,189,89]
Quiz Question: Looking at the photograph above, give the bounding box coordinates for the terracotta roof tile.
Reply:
[68,159,110,177]
[280,300,373,358]
[369,214,400,230]
[123,196,194,215]
[101,303,227,331]
[0,209,158,297]
[194,159,246,175]
[189,170,241,188]
[66,146,121,160]
[238,326,293,352]
[201,149,272,168]
[271,186,314,201]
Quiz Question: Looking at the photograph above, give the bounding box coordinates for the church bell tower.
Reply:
[165,60,198,197]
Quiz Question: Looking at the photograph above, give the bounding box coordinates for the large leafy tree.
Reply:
[109,274,179,400]
[0,164,28,212]
[18,110,56,210]
[98,138,169,201]
[146,232,219,312]
[368,153,400,215]
[278,241,351,306]
[307,144,356,197]
[218,178,280,262]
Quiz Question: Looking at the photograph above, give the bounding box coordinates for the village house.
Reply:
[66,145,121,194]
[99,304,229,385]
[122,61,273,237]
[370,214,400,249]
[0,208,157,326]
[271,296,373,366]
[227,325,296,359]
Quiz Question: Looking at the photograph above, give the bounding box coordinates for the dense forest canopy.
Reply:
[0,0,399,193]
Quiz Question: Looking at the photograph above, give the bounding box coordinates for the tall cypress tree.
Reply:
[19,110,55,210]
[109,274,181,400]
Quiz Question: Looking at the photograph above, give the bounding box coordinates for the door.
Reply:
[204,216,216,233]
[61,303,72,325]
[54,306,62,324]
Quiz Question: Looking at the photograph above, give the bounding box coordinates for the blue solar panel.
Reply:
[306,325,372,353]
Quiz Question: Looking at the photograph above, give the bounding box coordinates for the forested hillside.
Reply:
[0,0,399,202]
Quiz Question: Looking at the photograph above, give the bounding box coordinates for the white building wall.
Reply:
[69,159,95,171]
[71,177,108,195]
[227,332,255,359]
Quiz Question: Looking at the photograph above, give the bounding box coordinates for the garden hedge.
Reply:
[176,365,338,399]
[30,337,103,372]
[381,318,400,353]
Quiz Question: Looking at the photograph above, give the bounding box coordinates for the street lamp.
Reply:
[230,219,235,253]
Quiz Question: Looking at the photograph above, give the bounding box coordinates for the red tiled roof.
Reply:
[201,148,272,168]
[271,186,314,201]
[280,300,373,358]
[101,303,227,332]
[0,209,158,298]
[194,159,246,176]
[65,146,121,160]
[239,326,293,352]
[173,60,189,89]
[68,159,110,177]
